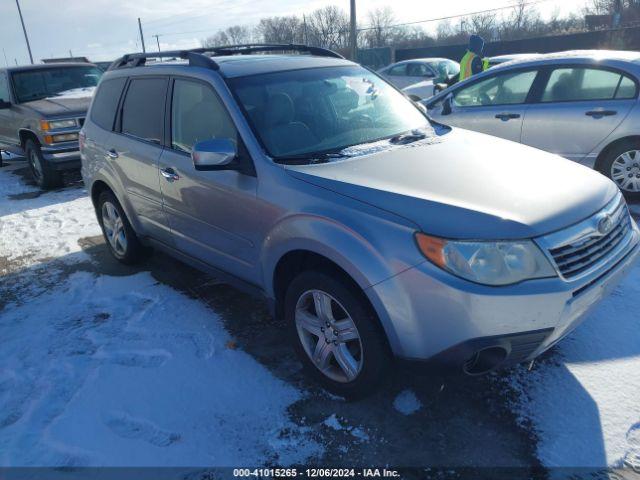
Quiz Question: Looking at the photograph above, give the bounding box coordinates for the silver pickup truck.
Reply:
[0,63,102,188]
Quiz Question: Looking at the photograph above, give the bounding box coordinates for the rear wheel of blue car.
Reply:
[600,140,640,200]
[25,139,62,190]
[285,270,390,399]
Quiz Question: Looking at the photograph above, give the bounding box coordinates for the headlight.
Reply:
[415,233,556,286]
[40,119,78,131]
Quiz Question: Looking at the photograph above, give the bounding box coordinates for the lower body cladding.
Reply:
[369,224,640,376]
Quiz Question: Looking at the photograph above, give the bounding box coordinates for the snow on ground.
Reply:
[393,390,422,416]
[0,163,320,466]
[509,237,640,467]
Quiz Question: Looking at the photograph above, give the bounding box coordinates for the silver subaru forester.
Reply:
[81,45,640,398]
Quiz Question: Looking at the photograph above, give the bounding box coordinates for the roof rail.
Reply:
[108,50,219,71]
[108,43,344,71]
[195,43,345,59]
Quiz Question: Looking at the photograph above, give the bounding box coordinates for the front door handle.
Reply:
[160,167,180,182]
[586,110,617,117]
[495,113,521,121]
[106,149,119,159]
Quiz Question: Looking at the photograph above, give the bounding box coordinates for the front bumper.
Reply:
[41,141,81,171]
[368,220,640,373]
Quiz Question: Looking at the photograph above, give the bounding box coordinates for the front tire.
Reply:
[97,190,148,264]
[598,141,640,200]
[25,139,63,189]
[284,270,390,399]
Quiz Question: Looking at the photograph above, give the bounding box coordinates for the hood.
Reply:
[22,89,94,116]
[285,128,617,240]
[469,35,485,56]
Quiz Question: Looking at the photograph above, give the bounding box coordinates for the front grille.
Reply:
[548,199,632,279]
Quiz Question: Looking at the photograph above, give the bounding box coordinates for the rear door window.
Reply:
[90,77,126,131]
[120,77,168,144]
[541,67,637,102]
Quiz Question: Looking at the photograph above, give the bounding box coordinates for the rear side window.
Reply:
[90,77,126,131]
[120,77,167,144]
[542,67,638,102]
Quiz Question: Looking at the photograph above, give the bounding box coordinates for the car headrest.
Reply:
[266,93,295,127]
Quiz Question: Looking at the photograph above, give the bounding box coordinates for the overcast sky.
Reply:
[1,0,587,64]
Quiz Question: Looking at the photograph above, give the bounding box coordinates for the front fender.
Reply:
[261,214,423,355]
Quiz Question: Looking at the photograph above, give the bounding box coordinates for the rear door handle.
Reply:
[106,149,119,159]
[586,110,617,117]
[160,167,180,182]
[495,113,521,121]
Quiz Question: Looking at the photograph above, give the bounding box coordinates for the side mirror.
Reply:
[192,138,237,171]
[0,99,11,109]
[441,94,454,116]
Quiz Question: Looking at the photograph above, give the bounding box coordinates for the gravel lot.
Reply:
[1,156,639,476]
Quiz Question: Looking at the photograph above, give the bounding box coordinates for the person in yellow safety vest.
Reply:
[459,35,486,82]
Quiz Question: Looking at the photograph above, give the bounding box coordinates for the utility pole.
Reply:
[2,48,8,67]
[15,0,34,64]
[303,14,308,45]
[153,35,162,61]
[138,18,147,53]
[69,50,73,58]
[349,0,357,61]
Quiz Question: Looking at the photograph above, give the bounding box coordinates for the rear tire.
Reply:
[284,270,390,399]
[97,190,149,264]
[25,139,63,190]
[597,140,640,201]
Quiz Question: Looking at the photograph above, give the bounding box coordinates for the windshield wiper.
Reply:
[389,129,428,145]
[276,151,350,165]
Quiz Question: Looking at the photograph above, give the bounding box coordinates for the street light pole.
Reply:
[349,0,357,61]
[15,0,34,64]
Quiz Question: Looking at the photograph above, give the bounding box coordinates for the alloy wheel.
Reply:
[295,289,363,383]
[611,150,640,192]
[101,201,128,256]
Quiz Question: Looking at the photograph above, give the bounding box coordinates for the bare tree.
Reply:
[499,0,542,40]
[203,25,252,47]
[469,13,498,41]
[306,6,350,49]
[255,16,304,44]
[363,7,396,48]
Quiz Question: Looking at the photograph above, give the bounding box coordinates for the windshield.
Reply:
[228,65,431,161]
[12,66,103,103]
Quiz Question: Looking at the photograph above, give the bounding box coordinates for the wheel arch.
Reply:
[271,248,397,353]
[263,215,411,354]
[19,129,39,149]
[594,135,640,173]
[88,176,144,234]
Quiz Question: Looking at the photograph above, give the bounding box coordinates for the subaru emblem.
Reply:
[597,214,614,235]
